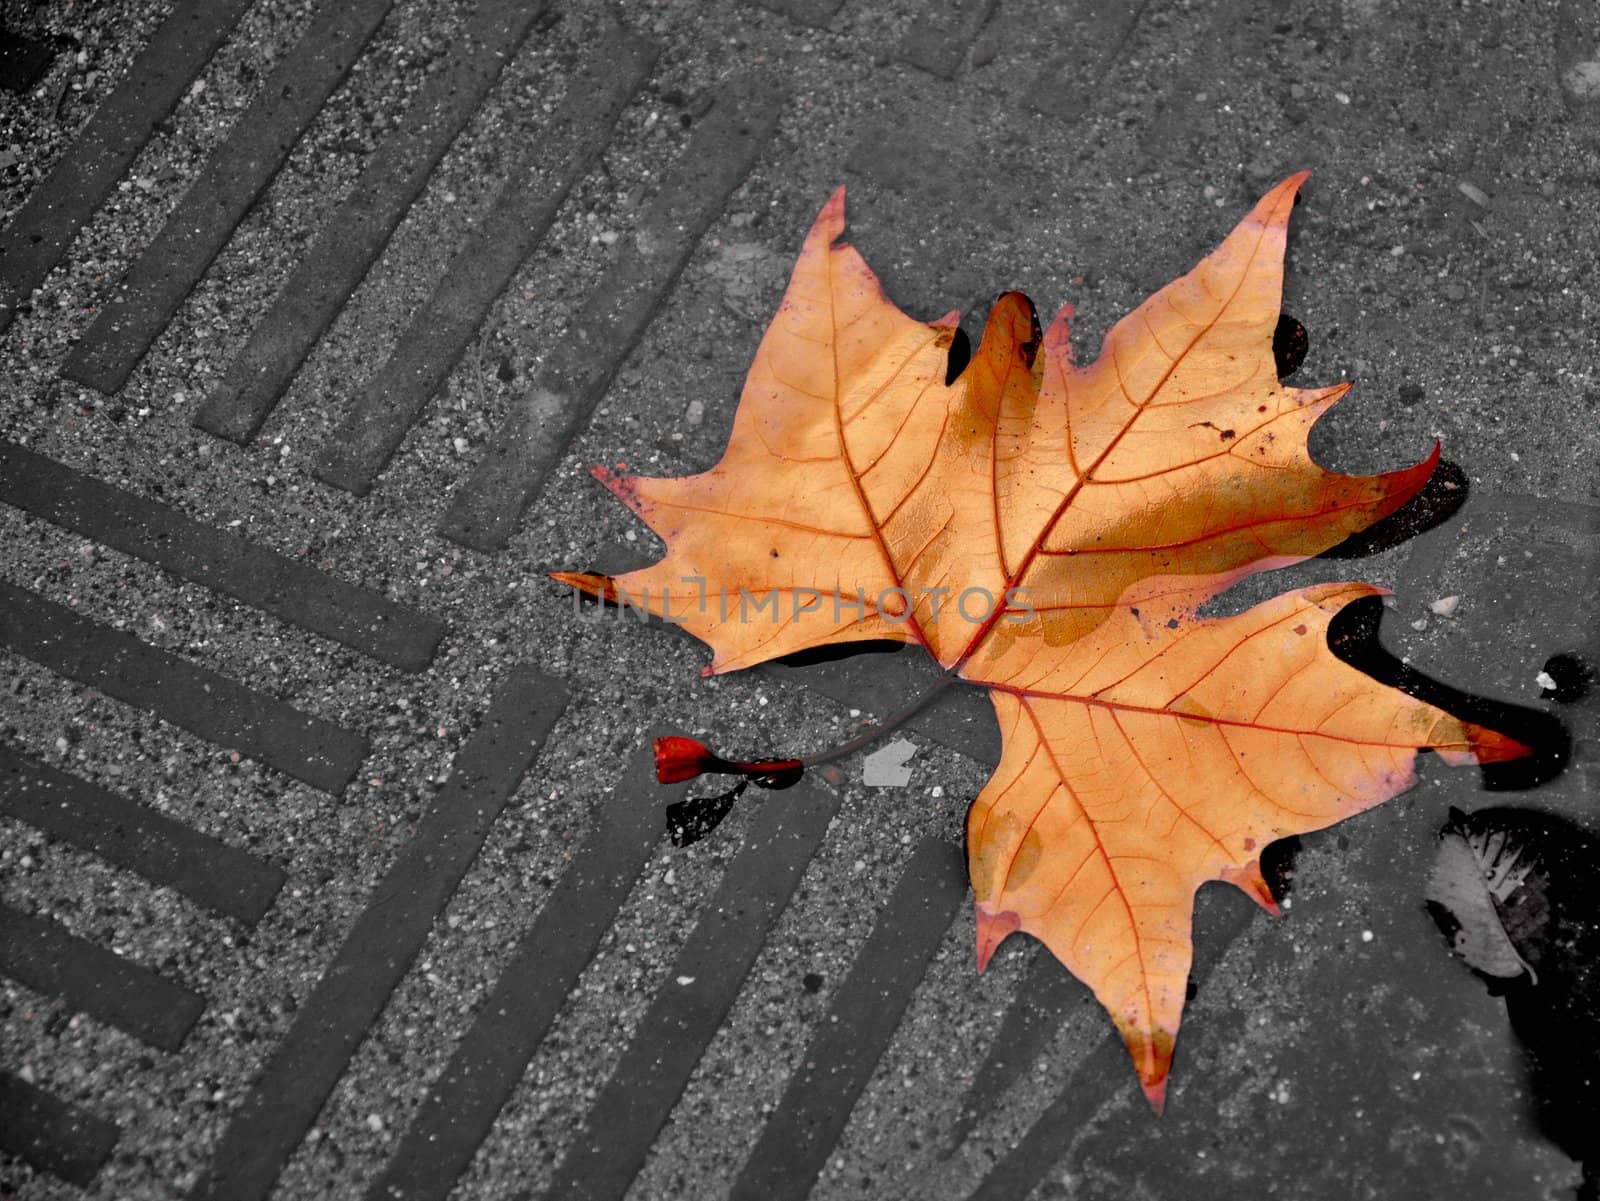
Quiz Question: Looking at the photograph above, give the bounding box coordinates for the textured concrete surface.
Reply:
[1,0,1597,1198]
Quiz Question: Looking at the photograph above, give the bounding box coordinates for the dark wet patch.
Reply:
[1424,807,1600,1198]
[1325,594,1568,791]
[1539,653,1595,705]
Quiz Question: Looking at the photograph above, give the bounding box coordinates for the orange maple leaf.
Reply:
[554,174,1527,1110]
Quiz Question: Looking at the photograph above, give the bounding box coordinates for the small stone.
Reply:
[366,1114,384,1133]
[685,399,705,427]
[1562,56,1600,101]
[1443,282,1467,302]
[1535,670,1559,691]
[1429,595,1459,617]
[1456,180,1491,208]
[676,975,696,986]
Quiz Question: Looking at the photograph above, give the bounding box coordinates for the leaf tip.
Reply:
[1451,723,1534,767]
[974,906,1021,973]
[1243,171,1314,236]
[813,185,848,243]
[1271,169,1313,215]
[1141,1075,1169,1116]
[1114,1018,1177,1115]
[549,570,616,602]
[591,462,645,510]
[1044,302,1074,358]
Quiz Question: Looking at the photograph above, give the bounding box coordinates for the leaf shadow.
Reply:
[1326,595,1569,791]
[774,640,909,668]
[1320,458,1470,559]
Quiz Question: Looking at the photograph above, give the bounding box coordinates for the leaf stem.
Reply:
[799,665,964,767]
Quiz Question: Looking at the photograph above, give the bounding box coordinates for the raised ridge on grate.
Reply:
[0,903,205,1051]
[59,0,398,395]
[438,70,785,551]
[0,1069,120,1187]
[1028,0,1155,121]
[0,748,285,925]
[367,731,679,1201]
[0,581,369,794]
[745,0,846,29]
[946,945,1088,1148]
[186,665,568,1201]
[539,779,842,1201]
[311,26,660,497]
[0,0,253,335]
[963,893,1259,1200]
[729,838,969,1201]
[896,0,999,79]
[192,0,558,444]
[0,441,445,671]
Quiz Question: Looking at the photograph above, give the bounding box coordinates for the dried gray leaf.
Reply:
[1427,824,1538,983]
